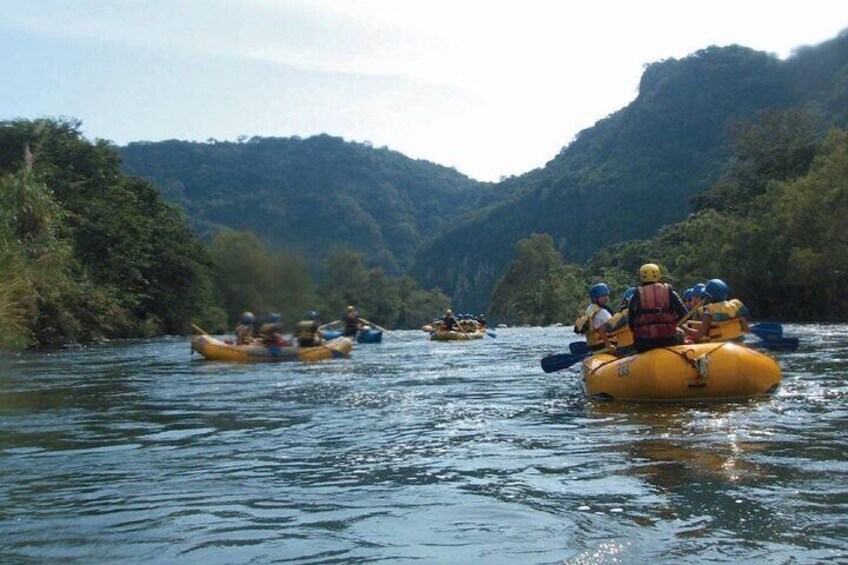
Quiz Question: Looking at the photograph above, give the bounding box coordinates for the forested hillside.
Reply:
[414,32,848,311]
[0,119,461,349]
[119,135,487,274]
[489,112,848,324]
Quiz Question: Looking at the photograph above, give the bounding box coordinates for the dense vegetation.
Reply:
[0,119,223,348]
[0,120,453,349]
[491,112,848,324]
[119,135,487,274]
[209,230,451,332]
[415,33,848,311]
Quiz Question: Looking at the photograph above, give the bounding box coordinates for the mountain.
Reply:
[411,32,848,311]
[119,134,488,275]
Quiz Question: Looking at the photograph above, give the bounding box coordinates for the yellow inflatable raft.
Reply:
[582,342,781,401]
[429,329,485,341]
[191,334,353,362]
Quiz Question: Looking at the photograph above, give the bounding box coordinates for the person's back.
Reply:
[628,264,687,353]
[604,287,635,353]
[343,306,361,337]
[441,309,458,331]
[295,311,322,347]
[689,279,749,342]
[258,313,289,346]
[235,311,256,345]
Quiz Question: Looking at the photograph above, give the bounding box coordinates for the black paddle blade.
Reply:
[540,352,589,373]
[569,341,590,355]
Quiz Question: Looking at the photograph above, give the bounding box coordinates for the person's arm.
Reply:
[669,289,688,319]
[627,293,639,330]
[689,312,712,342]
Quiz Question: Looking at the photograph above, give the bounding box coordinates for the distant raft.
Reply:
[429,329,485,341]
[321,328,382,343]
[581,342,781,401]
[191,334,353,362]
[322,329,344,340]
[356,327,383,343]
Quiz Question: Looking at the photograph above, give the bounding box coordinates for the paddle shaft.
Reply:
[358,317,410,341]
[678,298,704,327]
[541,346,613,373]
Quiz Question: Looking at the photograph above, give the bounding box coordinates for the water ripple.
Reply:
[0,326,846,563]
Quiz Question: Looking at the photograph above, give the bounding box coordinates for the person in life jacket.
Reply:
[295,311,323,347]
[440,309,458,331]
[235,311,256,345]
[601,287,636,354]
[685,278,750,342]
[682,283,709,332]
[258,312,290,346]
[343,305,364,337]
[682,288,696,311]
[574,283,614,350]
[627,263,688,353]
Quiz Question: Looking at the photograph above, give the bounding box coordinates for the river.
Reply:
[1,325,846,564]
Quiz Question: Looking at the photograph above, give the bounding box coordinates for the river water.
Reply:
[1,325,846,564]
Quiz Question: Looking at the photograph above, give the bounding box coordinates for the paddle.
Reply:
[452,316,471,338]
[190,323,210,354]
[678,298,704,327]
[358,317,411,341]
[569,341,590,355]
[319,319,341,330]
[540,351,593,373]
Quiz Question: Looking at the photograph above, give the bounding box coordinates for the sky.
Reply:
[3,1,847,181]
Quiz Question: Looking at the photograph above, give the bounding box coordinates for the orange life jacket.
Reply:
[632,283,678,340]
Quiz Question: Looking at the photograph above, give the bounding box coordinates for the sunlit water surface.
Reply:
[1,325,846,564]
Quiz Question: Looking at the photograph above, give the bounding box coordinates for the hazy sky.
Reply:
[3,1,847,181]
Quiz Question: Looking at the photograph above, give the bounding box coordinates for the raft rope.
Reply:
[669,342,728,383]
[585,342,728,378]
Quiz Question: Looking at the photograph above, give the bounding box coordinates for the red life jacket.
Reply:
[632,283,678,340]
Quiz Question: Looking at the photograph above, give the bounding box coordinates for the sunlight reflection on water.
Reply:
[0,326,846,563]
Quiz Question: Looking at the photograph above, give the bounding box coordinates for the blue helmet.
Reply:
[589,283,610,300]
[241,311,255,324]
[623,287,636,302]
[268,312,281,323]
[306,311,319,320]
[692,283,707,299]
[683,288,694,300]
[705,278,729,301]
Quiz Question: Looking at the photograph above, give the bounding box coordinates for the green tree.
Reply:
[319,247,370,322]
[490,234,588,325]
[209,230,315,329]
[0,118,223,347]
